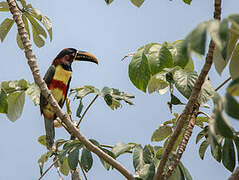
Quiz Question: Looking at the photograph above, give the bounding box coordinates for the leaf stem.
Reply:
[79,160,88,180]
[76,94,99,127]
[38,158,58,180]
[215,77,231,91]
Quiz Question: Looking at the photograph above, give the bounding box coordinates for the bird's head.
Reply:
[52,48,98,66]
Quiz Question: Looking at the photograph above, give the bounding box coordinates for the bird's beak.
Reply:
[74,51,98,64]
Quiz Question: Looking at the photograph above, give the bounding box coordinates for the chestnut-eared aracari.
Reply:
[40,48,98,149]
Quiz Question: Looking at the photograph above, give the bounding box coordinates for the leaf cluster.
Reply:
[0,0,52,48]
[0,79,40,122]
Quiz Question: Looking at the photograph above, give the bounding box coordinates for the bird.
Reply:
[40,48,98,149]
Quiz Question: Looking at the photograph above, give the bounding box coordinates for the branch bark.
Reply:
[154,0,222,179]
[6,0,134,179]
[229,167,239,180]
[163,105,199,179]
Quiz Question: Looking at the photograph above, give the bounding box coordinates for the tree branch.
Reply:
[154,0,222,179]
[215,77,231,91]
[163,105,199,179]
[229,166,239,180]
[6,1,134,179]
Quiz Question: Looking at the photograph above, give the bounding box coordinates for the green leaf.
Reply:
[233,138,239,163]
[68,147,80,170]
[173,70,198,99]
[173,69,215,104]
[171,40,189,68]
[101,86,134,110]
[225,93,239,120]
[168,166,184,180]
[76,100,83,118]
[112,142,131,157]
[38,152,50,175]
[7,91,25,122]
[1,79,28,93]
[170,94,183,105]
[148,43,174,75]
[222,138,236,172]
[70,85,99,99]
[199,140,209,160]
[210,140,222,162]
[214,109,234,138]
[195,116,209,128]
[0,1,9,11]
[30,8,52,41]
[213,46,227,75]
[0,89,8,114]
[26,83,40,105]
[178,162,192,180]
[105,0,113,5]
[38,135,47,146]
[183,58,194,73]
[134,163,155,180]
[183,0,192,5]
[130,0,144,7]
[60,157,70,176]
[187,22,207,55]
[133,145,155,180]
[219,19,229,60]
[196,127,208,144]
[230,43,239,80]
[89,139,100,147]
[151,125,172,142]
[129,49,151,92]
[26,13,46,47]
[133,145,144,170]
[226,24,239,62]
[0,18,14,42]
[147,72,169,94]
[80,148,93,172]
[227,78,239,96]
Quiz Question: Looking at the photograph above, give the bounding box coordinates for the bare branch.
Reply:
[154,0,222,179]
[6,1,134,179]
[215,77,231,91]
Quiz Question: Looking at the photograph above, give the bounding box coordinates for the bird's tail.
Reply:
[44,118,55,149]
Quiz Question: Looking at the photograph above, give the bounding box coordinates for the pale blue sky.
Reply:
[0,0,239,180]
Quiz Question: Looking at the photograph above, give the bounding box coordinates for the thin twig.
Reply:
[7,1,135,179]
[100,144,114,149]
[197,111,212,119]
[38,158,58,180]
[76,94,99,127]
[215,77,231,91]
[121,52,135,61]
[79,161,88,180]
[154,0,222,179]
